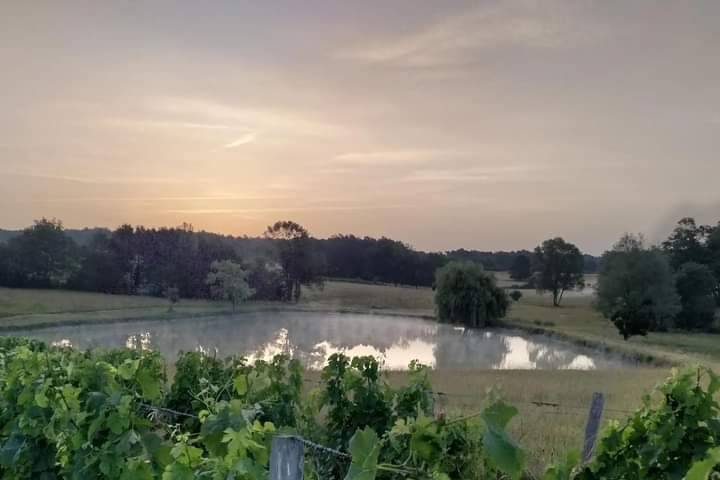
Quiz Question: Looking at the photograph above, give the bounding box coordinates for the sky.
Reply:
[1,1,719,254]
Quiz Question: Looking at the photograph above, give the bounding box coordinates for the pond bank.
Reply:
[0,302,667,368]
[2,310,637,370]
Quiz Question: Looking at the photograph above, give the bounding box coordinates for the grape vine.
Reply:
[0,336,716,479]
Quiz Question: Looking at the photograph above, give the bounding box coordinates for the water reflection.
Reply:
[10,312,631,370]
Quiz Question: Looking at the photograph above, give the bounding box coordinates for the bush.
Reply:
[510,290,523,302]
[434,261,509,327]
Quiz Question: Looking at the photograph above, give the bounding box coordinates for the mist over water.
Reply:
[5,312,633,370]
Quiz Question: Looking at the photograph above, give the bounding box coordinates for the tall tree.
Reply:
[264,221,323,302]
[205,260,254,311]
[7,218,79,287]
[509,254,531,281]
[533,237,584,306]
[434,261,509,328]
[674,262,717,330]
[0,243,13,286]
[596,234,680,339]
[662,217,712,270]
[707,225,720,304]
[68,231,125,293]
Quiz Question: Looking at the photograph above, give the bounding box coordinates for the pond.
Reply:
[4,311,634,370]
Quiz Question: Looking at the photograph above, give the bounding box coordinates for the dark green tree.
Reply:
[7,218,79,287]
[264,221,324,302]
[0,243,13,286]
[674,261,717,330]
[596,234,680,339]
[533,237,584,306]
[707,225,720,304]
[509,254,531,281]
[434,261,509,327]
[661,217,712,270]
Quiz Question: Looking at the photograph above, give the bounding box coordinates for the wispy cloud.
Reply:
[339,1,598,67]
[44,194,287,203]
[224,132,258,149]
[334,149,464,165]
[151,97,348,138]
[105,119,237,131]
[12,172,212,185]
[400,164,534,183]
[166,204,410,215]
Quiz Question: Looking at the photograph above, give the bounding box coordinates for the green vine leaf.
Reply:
[481,401,526,480]
[345,427,381,480]
[684,447,720,480]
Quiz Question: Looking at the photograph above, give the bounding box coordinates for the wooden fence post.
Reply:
[270,435,304,480]
[582,392,605,463]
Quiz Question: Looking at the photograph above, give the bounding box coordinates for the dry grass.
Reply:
[0,287,168,316]
[305,368,668,475]
[301,281,435,314]
[410,368,665,474]
[0,287,228,329]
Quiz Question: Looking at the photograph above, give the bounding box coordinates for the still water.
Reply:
[6,312,632,370]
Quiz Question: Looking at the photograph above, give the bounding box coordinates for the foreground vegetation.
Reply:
[0,336,718,479]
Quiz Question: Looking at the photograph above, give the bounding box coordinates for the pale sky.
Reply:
[1,1,719,254]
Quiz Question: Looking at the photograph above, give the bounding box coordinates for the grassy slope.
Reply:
[0,287,233,329]
[0,287,168,316]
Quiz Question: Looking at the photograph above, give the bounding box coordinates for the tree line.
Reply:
[0,219,320,303]
[0,219,598,301]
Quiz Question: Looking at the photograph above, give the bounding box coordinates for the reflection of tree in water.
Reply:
[526,342,580,369]
[241,313,441,368]
[17,312,441,367]
[525,339,624,369]
[432,329,511,369]
[13,312,622,370]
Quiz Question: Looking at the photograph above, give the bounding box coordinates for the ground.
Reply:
[0,279,716,474]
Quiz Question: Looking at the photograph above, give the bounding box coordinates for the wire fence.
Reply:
[302,377,636,416]
[136,385,622,479]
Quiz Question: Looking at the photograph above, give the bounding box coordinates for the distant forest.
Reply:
[0,221,599,300]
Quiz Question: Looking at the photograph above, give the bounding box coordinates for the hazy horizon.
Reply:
[2,1,719,254]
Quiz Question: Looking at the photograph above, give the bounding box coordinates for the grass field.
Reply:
[0,287,168,316]
[0,279,715,475]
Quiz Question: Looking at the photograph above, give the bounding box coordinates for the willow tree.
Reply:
[434,261,509,328]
